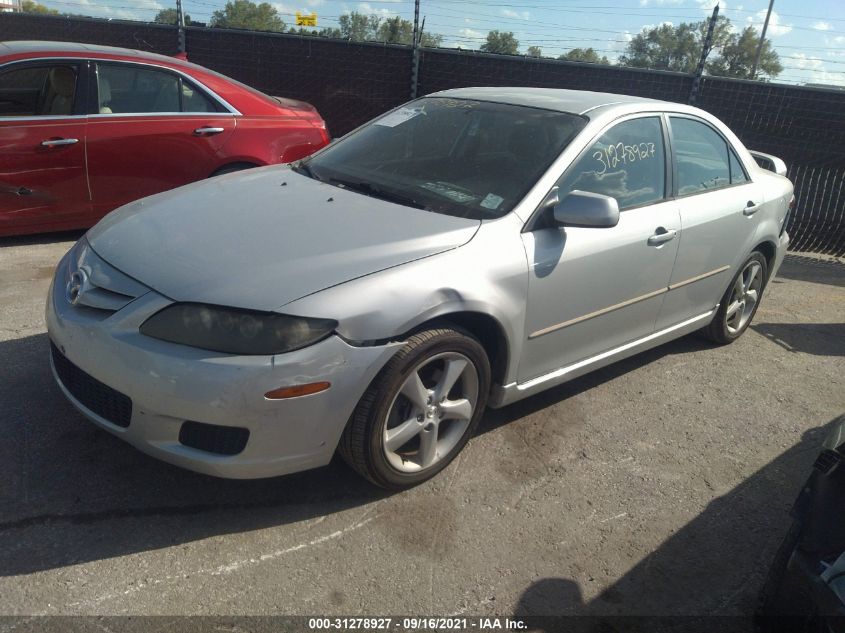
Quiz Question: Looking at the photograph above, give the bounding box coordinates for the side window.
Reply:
[670,117,732,195]
[181,80,219,113]
[729,148,749,185]
[0,65,77,117]
[556,117,666,210]
[97,64,181,114]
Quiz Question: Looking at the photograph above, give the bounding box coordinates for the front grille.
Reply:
[51,342,132,428]
[179,421,250,456]
[814,449,841,475]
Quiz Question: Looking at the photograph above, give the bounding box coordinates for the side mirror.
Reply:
[553,190,620,228]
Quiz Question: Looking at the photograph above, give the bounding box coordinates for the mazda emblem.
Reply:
[66,269,86,305]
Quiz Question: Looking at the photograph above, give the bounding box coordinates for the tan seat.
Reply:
[98,77,113,114]
[41,67,76,116]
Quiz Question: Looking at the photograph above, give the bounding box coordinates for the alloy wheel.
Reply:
[382,352,479,473]
[725,260,763,335]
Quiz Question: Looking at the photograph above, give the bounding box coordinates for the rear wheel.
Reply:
[702,252,767,344]
[339,327,490,489]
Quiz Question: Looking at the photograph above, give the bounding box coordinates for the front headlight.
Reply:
[140,303,337,355]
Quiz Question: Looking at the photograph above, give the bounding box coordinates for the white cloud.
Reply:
[458,28,484,39]
[790,53,824,71]
[355,2,396,18]
[62,0,163,20]
[501,8,530,20]
[696,0,728,12]
[640,21,675,32]
[813,21,832,31]
[746,10,792,37]
[639,0,683,6]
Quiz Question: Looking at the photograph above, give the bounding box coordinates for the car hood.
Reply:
[87,166,480,311]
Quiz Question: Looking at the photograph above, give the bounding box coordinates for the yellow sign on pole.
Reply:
[296,11,317,27]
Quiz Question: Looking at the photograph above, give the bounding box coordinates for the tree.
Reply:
[375,15,443,46]
[619,16,781,79]
[316,26,342,38]
[210,0,286,32]
[337,11,381,41]
[321,12,442,46]
[707,26,783,79]
[21,0,58,14]
[480,30,519,55]
[559,47,609,64]
[154,8,191,26]
[526,46,542,58]
[619,21,701,73]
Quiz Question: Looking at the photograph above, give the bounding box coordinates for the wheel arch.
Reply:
[400,311,511,392]
[209,160,262,178]
[752,239,778,282]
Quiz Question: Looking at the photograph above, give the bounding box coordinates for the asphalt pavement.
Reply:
[0,232,843,618]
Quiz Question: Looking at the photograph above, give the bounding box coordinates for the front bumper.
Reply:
[46,250,399,479]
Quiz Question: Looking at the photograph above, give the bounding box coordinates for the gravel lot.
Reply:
[0,232,843,619]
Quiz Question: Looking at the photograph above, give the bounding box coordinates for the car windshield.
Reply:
[299,97,586,219]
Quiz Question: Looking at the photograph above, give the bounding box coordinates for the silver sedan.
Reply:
[46,87,793,488]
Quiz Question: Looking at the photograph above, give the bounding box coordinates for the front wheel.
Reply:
[339,327,491,489]
[701,252,768,344]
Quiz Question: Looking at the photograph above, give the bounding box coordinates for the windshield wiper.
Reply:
[292,161,320,181]
[327,177,427,210]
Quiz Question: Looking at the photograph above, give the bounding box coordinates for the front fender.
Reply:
[281,214,530,385]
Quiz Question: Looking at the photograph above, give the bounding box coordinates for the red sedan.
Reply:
[0,40,330,237]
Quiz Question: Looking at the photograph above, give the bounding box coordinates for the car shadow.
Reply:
[0,330,715,577]
[0,229,84,248]
[511,417,843,630]
[0,332,396,577]
[774,254,845,289]
[751,322,845,357]
[479,334,714,436]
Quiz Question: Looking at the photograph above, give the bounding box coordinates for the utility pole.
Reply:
[751,0,775,80]
[410,0,421,98]
[176,0,186,56]
[689,3,719,106]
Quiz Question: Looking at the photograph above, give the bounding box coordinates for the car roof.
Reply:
[430,87,669,116]
[0,40,184,65]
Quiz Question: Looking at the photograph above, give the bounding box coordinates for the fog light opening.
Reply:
[264,382,331,400]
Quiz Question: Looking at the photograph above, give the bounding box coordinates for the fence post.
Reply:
[176,0,186,55]
[689,3,719,106]
[410,0,420,98]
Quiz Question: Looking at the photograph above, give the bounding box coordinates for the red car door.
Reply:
[85,60,235,218]
[0,60,90,237]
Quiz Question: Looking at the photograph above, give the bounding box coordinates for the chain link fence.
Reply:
[1,12,843,256]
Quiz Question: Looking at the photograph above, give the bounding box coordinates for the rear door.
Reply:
[85,60,236,218]
[0,60,90,236]
[655,114,762,330]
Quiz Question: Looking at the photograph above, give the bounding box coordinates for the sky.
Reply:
[35,0,845,87]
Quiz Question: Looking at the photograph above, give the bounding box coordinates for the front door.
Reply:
[0,61,89,236]
[85,61,235,219]
[518,115,680,383]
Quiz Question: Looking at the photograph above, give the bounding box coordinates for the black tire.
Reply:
[338,327,491,489]
[209,163,258,178]
[701,251,768,344]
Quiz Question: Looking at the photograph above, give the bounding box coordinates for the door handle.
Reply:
[743,201,759,216]
[194,127,225,136]
[41,138,79,147]
[647,228,677,246]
